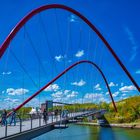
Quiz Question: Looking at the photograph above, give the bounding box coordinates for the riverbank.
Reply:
[76,122,140,129]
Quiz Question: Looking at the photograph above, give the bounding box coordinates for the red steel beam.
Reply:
[0,4,139,92]
[11,60,117,113]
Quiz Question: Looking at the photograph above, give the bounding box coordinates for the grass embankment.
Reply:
[63,96,140,124]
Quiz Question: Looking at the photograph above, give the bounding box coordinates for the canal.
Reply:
[32,124,140,140]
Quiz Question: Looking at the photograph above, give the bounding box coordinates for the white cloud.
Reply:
[105,92,109,95]
[122,93,126,96]
[75,50,84,57]
[67,91,78,98]
[121,82,124,87]
[64,90,70,95]
[53,97,62,102]
[135,69,140,74]
[4,98,19,103]
[83,92,110,103]
[119,85,136,93]
[69,14,78,22]
[2,98,20,109]
[51,91,63,98]
[26,98,40,107]
[84,93,103,99]
[6,88,29,95]
[71,79,86,87]
[44,84,59,92]
[109,82,115,87]
[83,93,107,103]
[109,82,118,87]
[52,90,78,102]
[124,26,138,62]
[112,91,119,97]
[72,98,83,104]
[55,55,64,62]
[2,71,12,75]
[94,84,101,91]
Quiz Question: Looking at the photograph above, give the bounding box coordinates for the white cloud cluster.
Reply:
[26,98,40,108]
[2,71,12,75]
[44,84,59,92]
[119,85,136,93]
[94,84,101,91]
[83,93,108,103]
[52,91,63,98]
[55,55,64,62]
[64,90,70,95]
[109,82,118,87]
[122,93,126,96]
[84,93,103,99]
[67,91,78,98]
[4,98,19,103]
[71,79,86,87]
[1,98,20,109]
[112,91,119,97]
[51,90,78,103]
[6,88,29,95]
[75,50,84,57]
[69,14,78,22]
[105,92,109,95]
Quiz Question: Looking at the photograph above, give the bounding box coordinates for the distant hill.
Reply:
[105,96,140,123]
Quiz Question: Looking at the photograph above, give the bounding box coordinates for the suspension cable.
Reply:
[38,13,58,76]
[24,26,47,76]
[10,49,38,88]
[54,9,64,55]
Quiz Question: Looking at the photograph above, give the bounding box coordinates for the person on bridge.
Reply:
[1,109,7,126]
[10,108,17,126]
[61,109,69,119]
[43,109,48,124]
[54,109,58,121]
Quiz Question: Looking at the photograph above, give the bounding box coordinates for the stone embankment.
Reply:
[76,122,140,129]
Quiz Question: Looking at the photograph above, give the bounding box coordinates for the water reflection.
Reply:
[97,116,116,140]
[33,124,140,140]
[98,127,116,140]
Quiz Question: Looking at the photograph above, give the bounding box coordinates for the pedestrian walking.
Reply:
[10,108,16,126]
[54,109,58,121]
[43,109,48,124]
[1,109,7,126]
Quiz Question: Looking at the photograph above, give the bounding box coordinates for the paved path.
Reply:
[0,111,89,139]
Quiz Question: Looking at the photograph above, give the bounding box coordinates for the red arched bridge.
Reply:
[0,4,139,140]
[0,4,139,112]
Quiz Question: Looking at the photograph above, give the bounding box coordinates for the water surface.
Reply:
[33,124,140,140]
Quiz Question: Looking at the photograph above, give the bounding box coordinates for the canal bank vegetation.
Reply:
[0,96,139,124]
[63,96,140,124]
[104,96,140,123]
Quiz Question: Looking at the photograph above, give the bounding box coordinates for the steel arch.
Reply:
[0,4,139,92]
[11,60,117,114]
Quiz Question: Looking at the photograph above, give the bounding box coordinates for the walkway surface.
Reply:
[0,111,95,139]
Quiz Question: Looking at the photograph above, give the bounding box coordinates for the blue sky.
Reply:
[0,0,140,109]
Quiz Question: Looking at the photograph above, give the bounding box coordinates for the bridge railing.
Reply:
[0,110,89,139]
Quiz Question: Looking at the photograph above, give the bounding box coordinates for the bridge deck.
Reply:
[0,110,104,139]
